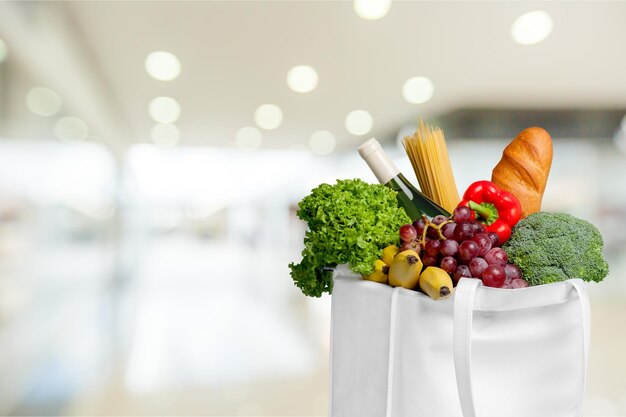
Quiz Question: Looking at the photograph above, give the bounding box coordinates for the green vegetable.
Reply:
[289,178,410,297]
[502,212,609,286]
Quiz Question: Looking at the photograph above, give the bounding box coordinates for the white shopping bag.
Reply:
[330,271,590,417]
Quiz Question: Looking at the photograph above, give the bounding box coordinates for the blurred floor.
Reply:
[1,234,625,416]
[63,292,626,416]
[3,235,331,416]
[65,364,329,416]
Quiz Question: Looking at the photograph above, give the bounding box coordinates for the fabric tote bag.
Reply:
[329,270,590,417]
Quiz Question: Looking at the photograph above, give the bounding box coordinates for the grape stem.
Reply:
[418,215,452,247]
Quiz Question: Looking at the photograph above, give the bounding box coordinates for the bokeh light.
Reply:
[145,51,181,81]
[286,65,318,93]
[345,110,373,136]
[26,87,63,117]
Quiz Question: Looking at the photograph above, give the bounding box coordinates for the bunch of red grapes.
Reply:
[399,206,529,288]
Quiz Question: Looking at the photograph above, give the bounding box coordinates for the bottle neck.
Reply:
[360,146,401,184]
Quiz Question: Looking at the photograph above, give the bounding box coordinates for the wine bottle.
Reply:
[358,138,450,220]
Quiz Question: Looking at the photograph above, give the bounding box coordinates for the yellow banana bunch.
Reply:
[388,250,423,289]
[382,244,399,265]
[362,245,453,300]
[419,267,454,300]
[364,259,390,284]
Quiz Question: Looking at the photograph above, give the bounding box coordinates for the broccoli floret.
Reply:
[502,212,609,286]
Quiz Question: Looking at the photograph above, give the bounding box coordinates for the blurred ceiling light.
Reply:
[287,65,318,93]
[254,104,283,130]
[309,130,336,155]
[145,51,181,81]
[150,123,180,147]
[235,126,263,151]
[148,96,181,123]
[511,11,554,45]
[354,0,392,20]
[26,87,62,116]
[54,117,89,142]
[0,38,7,63]
[402,76,434,104]
[345,110,373,136]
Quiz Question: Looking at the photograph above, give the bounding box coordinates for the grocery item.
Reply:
[484,247,508,266]
[403,120,461,213]
[358,138,450,220]
[453,264,471,284]
[503,212,609,286]
[289,179,410,297]
[508,278,530,288]
[457,180,522,244]
[482,264,507,287]
[391,209,528,290]
[363,260,389,284]
[382,244,399,265]
[388,250,423,289]
[418,266,453,299]
[491,127,553,217]
[399,224,418,242]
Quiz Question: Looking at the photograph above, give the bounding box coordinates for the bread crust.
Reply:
[491,127,553,217]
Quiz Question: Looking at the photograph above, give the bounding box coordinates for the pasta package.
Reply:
[403,121,460,213]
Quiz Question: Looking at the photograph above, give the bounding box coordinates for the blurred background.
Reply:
[0,1,625,416]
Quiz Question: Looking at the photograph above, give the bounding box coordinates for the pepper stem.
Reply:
[468,200,499,226]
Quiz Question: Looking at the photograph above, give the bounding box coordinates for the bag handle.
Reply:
[385,287,402,417]
[453,278,480,417]
[453,278,591,417]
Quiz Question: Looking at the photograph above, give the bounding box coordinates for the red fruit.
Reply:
[453,265,471,284]
[459,240,479,262]
[482,265,506,288]
[400,241,421,252]
[510,278,529,288]
[400,224,417,242]
[440,256,457,274]
[422,253,439,267]
[425,240,442,256]
[504,264,522,281]
[484,247,508,266]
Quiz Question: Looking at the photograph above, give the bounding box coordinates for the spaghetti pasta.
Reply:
[402,121,460,213]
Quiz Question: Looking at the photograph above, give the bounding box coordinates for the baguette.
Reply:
[491,127,553,217]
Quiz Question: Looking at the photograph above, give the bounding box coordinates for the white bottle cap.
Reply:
[358,138,400,184]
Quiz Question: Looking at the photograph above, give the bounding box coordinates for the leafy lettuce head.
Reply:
[289,178,409,297]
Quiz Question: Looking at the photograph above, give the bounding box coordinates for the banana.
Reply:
[388,250,423,289]
[419,267,454,300]
[363,259,389,284]
[382,244,400,266]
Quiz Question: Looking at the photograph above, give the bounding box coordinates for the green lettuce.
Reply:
[289,179,409,297]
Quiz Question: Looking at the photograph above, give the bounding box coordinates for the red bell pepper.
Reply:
[457,180,522,244]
